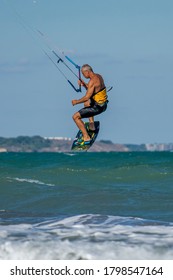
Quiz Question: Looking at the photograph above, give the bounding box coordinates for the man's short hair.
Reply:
[82,64,93,72]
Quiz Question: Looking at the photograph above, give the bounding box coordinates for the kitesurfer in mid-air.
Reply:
[72,64,108,145]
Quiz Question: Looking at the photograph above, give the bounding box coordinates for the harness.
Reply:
[91,87,108,105]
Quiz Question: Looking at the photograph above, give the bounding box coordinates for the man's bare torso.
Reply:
[89,73,105,94]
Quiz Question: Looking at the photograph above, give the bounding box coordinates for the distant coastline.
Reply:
[0,136,173,152]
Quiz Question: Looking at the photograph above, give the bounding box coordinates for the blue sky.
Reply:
[0,0,173,144]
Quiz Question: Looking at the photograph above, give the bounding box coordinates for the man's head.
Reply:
[81,64,93,78]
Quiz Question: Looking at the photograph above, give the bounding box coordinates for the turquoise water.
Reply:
[0,152,173,259]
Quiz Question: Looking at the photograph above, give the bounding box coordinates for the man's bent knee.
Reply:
[72,112,81,122]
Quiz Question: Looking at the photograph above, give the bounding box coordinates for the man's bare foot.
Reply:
[83,136,91,142]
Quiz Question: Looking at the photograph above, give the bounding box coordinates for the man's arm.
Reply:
[78,79,88,90]
[72,81,95,106]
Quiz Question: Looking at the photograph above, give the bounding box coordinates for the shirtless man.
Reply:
[72,64,108,145]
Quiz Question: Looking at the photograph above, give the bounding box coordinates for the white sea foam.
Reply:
[8,177,55,187]
[0,215,173,260]
[64,153,76,156]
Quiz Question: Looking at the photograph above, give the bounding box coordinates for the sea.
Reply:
[0,152,173,260]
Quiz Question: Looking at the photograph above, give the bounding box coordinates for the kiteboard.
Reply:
[71,121,100,151]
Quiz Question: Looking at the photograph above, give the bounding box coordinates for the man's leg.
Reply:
[84,101,95,131]
[88,116,95,131]
[73,112,91,142]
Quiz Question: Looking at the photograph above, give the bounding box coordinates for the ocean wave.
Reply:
[8,177,55,187]
[0,214,173,260]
